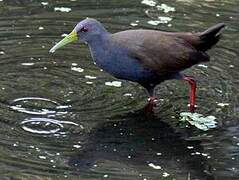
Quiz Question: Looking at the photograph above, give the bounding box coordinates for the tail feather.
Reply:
[197,23,225,51]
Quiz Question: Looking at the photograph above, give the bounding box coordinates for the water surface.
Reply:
[0,0,238,179]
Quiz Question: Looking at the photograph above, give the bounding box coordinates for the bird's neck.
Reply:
[87,31,110,45]
[88,32,111,53]
[88,33,112,69]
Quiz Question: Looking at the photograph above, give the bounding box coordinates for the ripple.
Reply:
[10,97,69,116]
[12,97,59,105]
[0,0,238,179]
[20,117,78,135]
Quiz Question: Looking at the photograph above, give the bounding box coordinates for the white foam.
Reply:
[141,0,156,6]
[54,7,72,13]
[148,163,162,170]
[71,67,84,72]
[105,81,122,87]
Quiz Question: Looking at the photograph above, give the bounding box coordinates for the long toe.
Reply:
[144,97,157,113]
[189,104,196,113]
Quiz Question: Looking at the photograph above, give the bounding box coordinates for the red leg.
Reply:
[182,76,197,113]
[144,96,157,113]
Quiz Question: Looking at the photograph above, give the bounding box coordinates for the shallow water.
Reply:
[0,0,238,179]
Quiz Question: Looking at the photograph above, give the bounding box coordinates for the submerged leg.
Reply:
[144,96,157,113]
[182,75,197,113]
[144,85,157,113]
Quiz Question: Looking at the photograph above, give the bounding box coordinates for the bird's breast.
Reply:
[89,44,160,83]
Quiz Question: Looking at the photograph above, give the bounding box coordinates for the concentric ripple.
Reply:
[10,97,70,116]
[20,117,79,135]
[0,0,238,179]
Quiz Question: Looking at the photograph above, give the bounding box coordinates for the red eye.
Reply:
[80,27,88,32]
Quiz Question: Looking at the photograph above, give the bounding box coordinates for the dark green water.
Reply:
[0,0,238,179]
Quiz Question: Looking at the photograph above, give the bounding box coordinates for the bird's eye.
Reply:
[80,27,88,32]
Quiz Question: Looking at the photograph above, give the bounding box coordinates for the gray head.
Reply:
[49,18,108,53]
[74,18,108,43]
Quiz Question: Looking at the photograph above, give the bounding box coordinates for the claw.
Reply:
[144,97,157,113]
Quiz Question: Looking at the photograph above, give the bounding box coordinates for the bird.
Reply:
[49,18,225,113]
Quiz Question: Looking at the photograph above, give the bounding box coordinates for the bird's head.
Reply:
[49,18,107,53]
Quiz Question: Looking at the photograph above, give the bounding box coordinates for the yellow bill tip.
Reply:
[49,30,78,53]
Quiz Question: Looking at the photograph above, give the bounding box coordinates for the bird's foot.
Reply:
[144,97,157,113]
[183,75,197,113]
[189,104,196,113]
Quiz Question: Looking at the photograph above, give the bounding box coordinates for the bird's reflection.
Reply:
[68,110,215,179]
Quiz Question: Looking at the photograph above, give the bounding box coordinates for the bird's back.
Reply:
[111,23,224,76]
[111,30,208,76]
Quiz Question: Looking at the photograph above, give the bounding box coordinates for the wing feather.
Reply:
[111,30,209,75]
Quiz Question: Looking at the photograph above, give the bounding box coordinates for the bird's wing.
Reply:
[111,30,209,75]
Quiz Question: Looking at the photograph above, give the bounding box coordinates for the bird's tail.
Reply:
[196,23,225,51]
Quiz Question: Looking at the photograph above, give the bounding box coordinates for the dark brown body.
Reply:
[111,23,225,77]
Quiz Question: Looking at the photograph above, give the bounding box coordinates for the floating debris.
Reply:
[147,17,172,25]
[39,155,47,159]
[158,16,172,23]
[217,103,229,107]
[180,112,217,131]
[141,0,156,7]
[187,146,194,149]
[71,67,84,72]
[162,172,170,177]
[85,75,97,79]
[130,20,140,26]
[0,51,5,55]
[130,22,138,26]
[148,163,162,170]
[54,7,72,13]
[147,20,160,26]
[38,26,44,30]
[21,63,35,66]
[198,64,208,68]
[41,2,48,6]
[105,81,122,87]
[123,93,132,97]
[157,4,175,13]
[73,145,81,148]
[86,81,93,84]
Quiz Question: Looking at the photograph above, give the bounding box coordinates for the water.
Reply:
[0,0,238,179]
